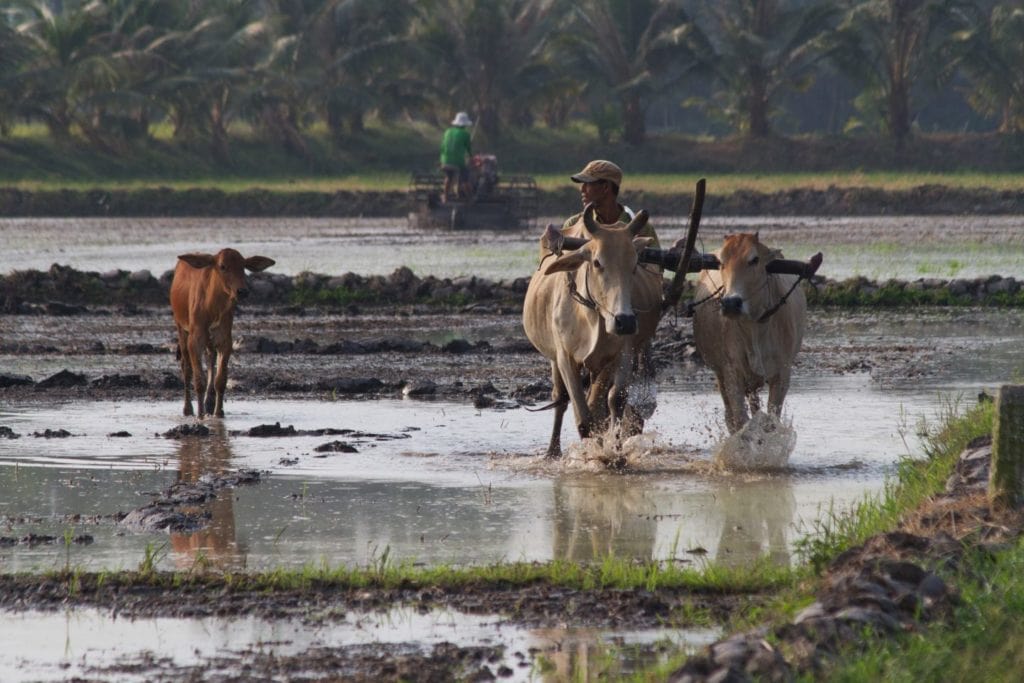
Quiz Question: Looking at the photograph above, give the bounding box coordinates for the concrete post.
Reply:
[990,385,1024,509]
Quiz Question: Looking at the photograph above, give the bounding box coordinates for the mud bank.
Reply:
[3,263,1023,314]
[2,185,1024,218]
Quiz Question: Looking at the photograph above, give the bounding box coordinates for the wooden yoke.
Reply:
[663,178,706,312]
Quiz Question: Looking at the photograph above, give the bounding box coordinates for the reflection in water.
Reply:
[169,423,247,570]
[712,476,796,567]
[0,605,721,683]
[552,476,657,561]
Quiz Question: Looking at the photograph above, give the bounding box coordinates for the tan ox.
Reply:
[694,233,806,433]
[170,248,275,418]
[523,205,662,458]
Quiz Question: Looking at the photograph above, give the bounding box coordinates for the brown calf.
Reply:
[170,248,275,418]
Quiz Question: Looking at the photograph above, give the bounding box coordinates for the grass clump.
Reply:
[795,398,993,572]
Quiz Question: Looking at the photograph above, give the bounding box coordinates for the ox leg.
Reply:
[586,367,613,436]
[176,327,194,417]
[546,362,569,459]
[188,334,208,419]
[556,351,592,441]
[717,371,749,434]
[610,348,643,438]
[211,346,231,418]
[202,345,218,416]
[767,372,791,420]
[747,387,762,419]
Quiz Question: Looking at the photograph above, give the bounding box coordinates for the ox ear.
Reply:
[543,249,590,275]
[632,236,654,252]
[178,253,216,269]
[244,256,275,272]
[626,209,649,237]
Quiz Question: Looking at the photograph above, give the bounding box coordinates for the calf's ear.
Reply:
[244,256,276,272]
[178,253,215,269]
[544,249,589,275]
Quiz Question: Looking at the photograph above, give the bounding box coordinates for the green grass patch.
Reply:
[29,552,796,597]
[7,170,1024,195]
[795,398,993,572]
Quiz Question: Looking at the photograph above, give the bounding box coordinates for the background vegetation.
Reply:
[3,0,1024,181]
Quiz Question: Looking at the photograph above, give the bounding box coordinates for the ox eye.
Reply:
[593,258,603,271]
[749,256,759,266]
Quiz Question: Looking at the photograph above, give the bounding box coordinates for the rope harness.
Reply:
[756,272,808,323]
[566,269,598,311]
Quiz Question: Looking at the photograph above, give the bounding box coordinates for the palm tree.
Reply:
[829,0,979,142]
[0,18,34,136]
[298,0,421,143]
[562,0,694,145]
[681,0,838,138]
[7,0,111,142]
[413,0,563,143]
[956,2,1024,133]
[147,0,279,162]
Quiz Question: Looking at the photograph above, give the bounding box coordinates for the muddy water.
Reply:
[0,606,719,682]
[1,214,1021,280]
[0,370,991,573]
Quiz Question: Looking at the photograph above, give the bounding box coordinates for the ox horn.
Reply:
[581,203,601,236]
[626,209,649,237]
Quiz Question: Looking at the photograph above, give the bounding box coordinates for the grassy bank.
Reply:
[4,122,1024,187]
[5,171,1024,194]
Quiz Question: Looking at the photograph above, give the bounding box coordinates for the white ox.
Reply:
[693,232,807,433]
[523,204,662,458]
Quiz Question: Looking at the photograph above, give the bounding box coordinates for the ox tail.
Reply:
[524,396,569,413]
[175,343,181,361]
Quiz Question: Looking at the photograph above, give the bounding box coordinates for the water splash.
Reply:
[626,375,658,420]
[562,430,663,472]
[713,412,796,471]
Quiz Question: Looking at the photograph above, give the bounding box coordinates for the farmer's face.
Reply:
[580,179,611,205]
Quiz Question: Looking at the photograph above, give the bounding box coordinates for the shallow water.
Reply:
[0,371,973,573]
[1,214,1021,281]
[0,606,720,682]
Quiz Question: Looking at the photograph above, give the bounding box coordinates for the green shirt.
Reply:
[561,205,660,249]
[439,126,472,168]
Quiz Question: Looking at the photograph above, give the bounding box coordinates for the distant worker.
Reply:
[440,111,473,202]
[561,159,659,248]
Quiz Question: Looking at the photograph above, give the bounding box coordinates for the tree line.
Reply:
[1,0,1021,163]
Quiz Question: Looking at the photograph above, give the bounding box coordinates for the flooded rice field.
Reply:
[1,214,1022,681]
[2,213,1023,281]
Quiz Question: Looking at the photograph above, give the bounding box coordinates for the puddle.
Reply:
[0,606,720,682]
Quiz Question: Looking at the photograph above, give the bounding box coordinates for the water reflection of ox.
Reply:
[169,423,247,570]
[551,471,797,568]
[711,476,796,567]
